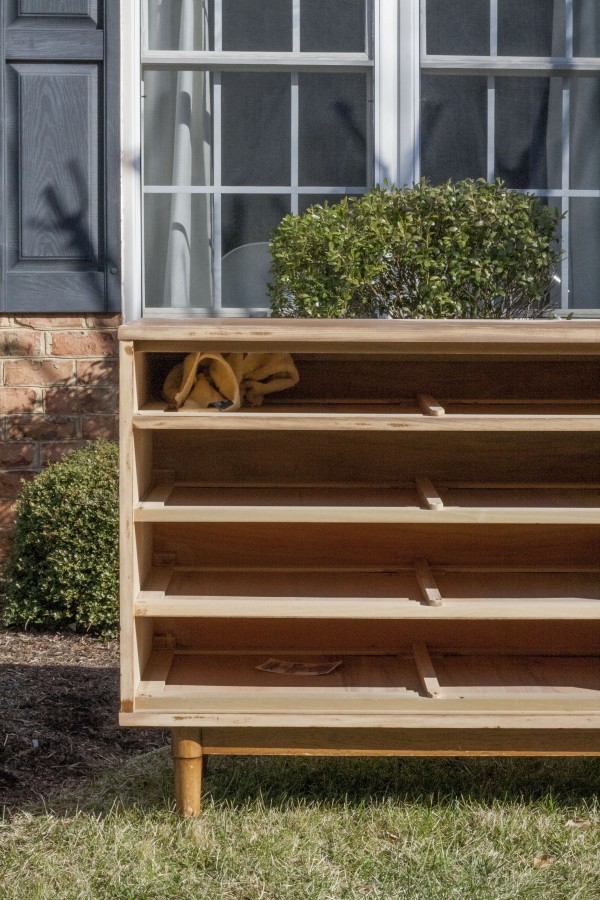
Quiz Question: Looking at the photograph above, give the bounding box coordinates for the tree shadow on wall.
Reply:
[25,159,119,308]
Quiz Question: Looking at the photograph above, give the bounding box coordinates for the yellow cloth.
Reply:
[162,351,299,411]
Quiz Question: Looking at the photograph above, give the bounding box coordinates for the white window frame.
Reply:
[122,1,597,321]
[419,0,600,317]
[120,0,410,321]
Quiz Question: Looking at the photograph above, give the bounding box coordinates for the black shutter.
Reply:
[1,0,120,313]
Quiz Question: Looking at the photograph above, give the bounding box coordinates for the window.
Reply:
[122,1,600,318]
[420,0,600,312]
[141,0,376,314]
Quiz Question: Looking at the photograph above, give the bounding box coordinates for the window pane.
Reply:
[222,195,290,307]
[571,78,600,190]
[569,199,600,309]
[498,0,565,56]
[301,0,366,53]
[147,0,213,51]
[147,1,295,52]
[495,78,562,189]
[223,0,292,51]
[222,73,291,186]
[425,0,489,56]
[574,0,600,56]
[538,197,563,309]
[144,194,213,308]
[298,194,356,214]
[420,76,487,182]
[144,70,213,186]
[299,73,368,186]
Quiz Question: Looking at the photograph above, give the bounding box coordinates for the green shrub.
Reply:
[269,180,562,318]
[2,441,119,638]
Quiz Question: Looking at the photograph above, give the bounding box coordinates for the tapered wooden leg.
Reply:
[172,728,203,817]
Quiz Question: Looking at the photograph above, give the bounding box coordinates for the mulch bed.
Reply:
[0,629,168,812]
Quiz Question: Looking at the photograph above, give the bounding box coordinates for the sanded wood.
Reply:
[151,429,600,484]
[413,644,441,698]
[134,650,600,716]
[201,727,600,755]
[135,567,600,620]
[440,485,600,509]
[153,521,600,569]
[137,597,600,620]
[135,506,600,525]
[120,318,600,804]
[416,477,444,510]
[118,317,600,356]
[137,650,173,705]
[414,560,443,607]
[121,710,600,730]
[156,617,600,656]
[418,393,446,416]
[267,356,600,403]
[134,410,600,432]
[119,341,135,707]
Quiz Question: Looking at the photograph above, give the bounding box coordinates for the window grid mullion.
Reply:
[291,73,299,215]
[566,0,574,59]
[486,0,497,182]
[293,0,300,52]
[561,78,571,309]
[213,71,222,311]
[420,57,600,75]
[291,0,300,213]
[419,0,426,58]
[563,0,573,309]
[143,185,371,194]
[214,0,222,52]
[490,0,498,55]
[487,78,495,183]
[212,0,223,310]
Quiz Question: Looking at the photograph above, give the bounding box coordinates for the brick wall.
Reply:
[0,313,120,559]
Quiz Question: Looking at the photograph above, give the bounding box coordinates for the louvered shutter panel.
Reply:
[1,0,119,312]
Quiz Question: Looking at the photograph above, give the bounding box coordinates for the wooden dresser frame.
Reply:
[119,319,600,816]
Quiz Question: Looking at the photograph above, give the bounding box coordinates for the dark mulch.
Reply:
[0,629,168,812]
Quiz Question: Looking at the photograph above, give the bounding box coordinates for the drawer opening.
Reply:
[144,429,600,485]
[135,644,600,722]
[139,352,600,410]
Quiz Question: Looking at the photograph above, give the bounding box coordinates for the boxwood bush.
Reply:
[269,180,562,319]
[2,441,119,638]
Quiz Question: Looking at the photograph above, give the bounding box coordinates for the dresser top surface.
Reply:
[118,317,600,354]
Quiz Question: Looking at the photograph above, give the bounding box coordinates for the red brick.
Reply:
[0,471,35,497]
[82,415,119,441]
[0,443,36,468]
[6,415,78,442]
[76,358,119,384]
[49,330,118,357]
[85,314,122,329]
[0,331,43,357]
[45,385,117,415]
[0,501,17,528]
[14,316,84,329]
[4,358,74,387]
[41,441,85,465]
[0,388,41,415]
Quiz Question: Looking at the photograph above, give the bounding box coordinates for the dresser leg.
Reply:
[172,728,203,817]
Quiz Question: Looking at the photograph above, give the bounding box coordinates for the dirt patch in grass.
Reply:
[0,630,167,812]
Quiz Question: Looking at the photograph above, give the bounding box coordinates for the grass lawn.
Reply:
[2,751,600,899]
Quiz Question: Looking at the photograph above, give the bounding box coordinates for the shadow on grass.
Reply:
[37,750,600,821]
[2,655,599,821]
